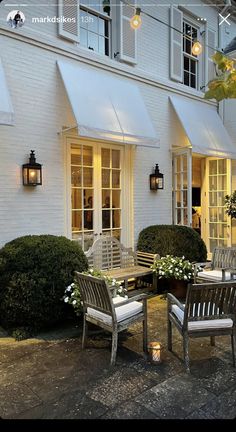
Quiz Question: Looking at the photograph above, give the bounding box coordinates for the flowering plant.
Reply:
[63,268,127,316]
[225,191,236,219]
[151,255,195,281]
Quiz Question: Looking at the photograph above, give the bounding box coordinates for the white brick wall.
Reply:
[0,1,235,248]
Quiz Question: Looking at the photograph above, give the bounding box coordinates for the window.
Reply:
[80,0,111,56]
[183,21,199,89]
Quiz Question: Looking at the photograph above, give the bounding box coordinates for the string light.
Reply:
[124,0,234,59]
[130,7,142,29]
[192,41,203,56]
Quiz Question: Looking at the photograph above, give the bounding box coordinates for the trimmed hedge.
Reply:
[137,225,207,262]
[0,235,88,331]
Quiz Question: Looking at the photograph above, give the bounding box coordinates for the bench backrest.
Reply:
[211,247,236,270]
[85,236,137,270]
[136,251,159,267]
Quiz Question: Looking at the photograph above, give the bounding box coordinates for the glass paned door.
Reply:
[206,158,231,253]
[101,147,122,240]
[71,144,95,251]
[172,148,192,226]
[70,142,123,251]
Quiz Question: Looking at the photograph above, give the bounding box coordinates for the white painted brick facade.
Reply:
[0,1,236,248]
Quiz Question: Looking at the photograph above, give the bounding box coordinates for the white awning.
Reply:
[170,95,236,159]
[0,58,14,125]
[57,60,159,147]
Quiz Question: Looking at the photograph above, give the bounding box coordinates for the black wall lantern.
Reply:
[22,150,42,186]
[150,164,164,190]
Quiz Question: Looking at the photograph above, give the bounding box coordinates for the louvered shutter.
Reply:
[119,0,137,64]
[170,6,183,82]
[58,0,80,43]
[205,27,216,86]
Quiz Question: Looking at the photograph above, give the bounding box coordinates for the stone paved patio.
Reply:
[0,295,236,420]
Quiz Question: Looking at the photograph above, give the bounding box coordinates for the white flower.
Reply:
[72,300,76,305]
[64,297,69,303]
[71,292,75,296]
[66,285,72,292]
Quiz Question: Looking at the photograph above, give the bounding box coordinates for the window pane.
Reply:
[71,149,81,165]
[112,190,120,208]
[83,209,93,230]
[80,28,87,47]
[84,190,93,208]
[218,175,227,191]
[209,160,217,175]
[88,13,98,33]
[102,169,110,187]
[72,210,82,231]
[80,10,87,29]
[83,146,93,166]
[88,32,98,52]
[184,56,189,71]
[102,148,110,167]
[83,168,93,187]
[190,59,196,74]
[71,167,81,187]
[190,74,196,89]
[99,18,105,36]
[102,209,111,228]
[112,171,120,188]
[218,159,227,173]
[185,38,191,54]
[113,210,120,228]
[72,189,82,209]
[98,36,105,55]
[112,150,120,168]
[184,71,189,86]
[102,190,110,207]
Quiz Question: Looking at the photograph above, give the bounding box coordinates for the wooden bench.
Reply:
[194,247,236,283]
[85,236,159,294]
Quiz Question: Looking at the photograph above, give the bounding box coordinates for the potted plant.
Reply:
[151,255,196,298]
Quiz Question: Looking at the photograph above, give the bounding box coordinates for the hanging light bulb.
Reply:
[130,7,142,30]
[192,41,203,56]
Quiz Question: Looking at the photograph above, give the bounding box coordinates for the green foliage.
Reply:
[225,191,236,219]
[0,235,88,331]
[64,268,127,316]
[137,225,207,262]
[204,52,236,101]
[151,255,196,281]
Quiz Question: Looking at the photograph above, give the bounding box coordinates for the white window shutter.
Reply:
[119,0,137,64]
[58,0,80,43]
[205,27,216,86]
[170,6,183,82]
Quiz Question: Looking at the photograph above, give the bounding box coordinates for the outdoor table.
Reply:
[103,265,155,292]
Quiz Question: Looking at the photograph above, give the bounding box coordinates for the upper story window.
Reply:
[80,0,111,56]
[183,21,199,89]
[58,0,137,65]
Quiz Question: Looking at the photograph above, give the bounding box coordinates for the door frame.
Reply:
[172,147,192,227]
[64,134,134,249]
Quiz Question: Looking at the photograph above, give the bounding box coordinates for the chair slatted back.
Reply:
[75,271,114,317]
[184,282,236,327]
[212,247,236,270]
[86,236,136,270]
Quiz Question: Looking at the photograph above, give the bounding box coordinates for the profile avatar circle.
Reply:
[7,10,25,29]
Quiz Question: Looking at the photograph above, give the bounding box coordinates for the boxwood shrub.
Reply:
[0,235,88,331]
[137,225,207,262]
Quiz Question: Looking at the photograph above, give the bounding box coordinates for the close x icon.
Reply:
[219,12,231,26]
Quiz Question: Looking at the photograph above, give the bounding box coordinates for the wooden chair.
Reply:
[167,281,236,373]
[194,247,236,283]
[75,271,148,365]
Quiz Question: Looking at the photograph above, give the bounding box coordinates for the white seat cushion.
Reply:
[87,296,143,325]
[171,304,233,331]
[197,269,231,281]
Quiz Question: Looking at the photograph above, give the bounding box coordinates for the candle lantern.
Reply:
[148,342,163,363]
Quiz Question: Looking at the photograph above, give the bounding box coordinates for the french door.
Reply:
[205,158,231,255]
[69,140,124,251]
[172,148,192,226]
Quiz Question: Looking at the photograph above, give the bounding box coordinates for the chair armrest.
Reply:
[114,293,148,308]
[167,293,185,311]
